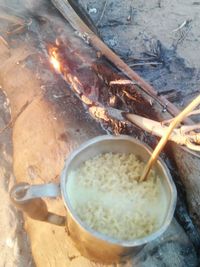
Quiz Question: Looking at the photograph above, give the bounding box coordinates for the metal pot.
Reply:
[10,135,177,263]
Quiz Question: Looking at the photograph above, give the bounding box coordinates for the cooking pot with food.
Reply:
[10,135,177,263]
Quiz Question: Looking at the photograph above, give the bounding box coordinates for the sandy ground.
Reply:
[0,0,200,266]
[83,0,200,69]
[82,0,200,107]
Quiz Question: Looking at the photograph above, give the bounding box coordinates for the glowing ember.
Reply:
[48,44,109,123]
[50,55,61,73]
[89,106,109,121]
[109,79,137,85]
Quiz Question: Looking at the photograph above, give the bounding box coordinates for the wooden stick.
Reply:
[67,0,100,36]
[106,107,200,150]
[140,94,200,182]
[96,0,108,26]
[0,11,25,25]
[125,113,200,151]
[51,0,192,123]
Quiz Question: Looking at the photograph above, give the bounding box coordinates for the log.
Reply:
[0,1,199,266]
[0,40,104,266]
[0,30,198,267]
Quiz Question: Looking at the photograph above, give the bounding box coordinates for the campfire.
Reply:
[0,0,200,266]
[49,49,61,73]
[49,41,200,152]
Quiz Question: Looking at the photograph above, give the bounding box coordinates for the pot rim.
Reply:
[61,134,177,247]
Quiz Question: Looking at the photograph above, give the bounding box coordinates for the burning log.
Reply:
[0,1,199,266]
[49,1,200,152]
[49,40,200,151]
[48,37,159,135]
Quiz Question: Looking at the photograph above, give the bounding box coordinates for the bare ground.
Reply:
[0,0,200,266]
[81,0,200,108]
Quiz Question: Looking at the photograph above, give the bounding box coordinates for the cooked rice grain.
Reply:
[67,152,165,240]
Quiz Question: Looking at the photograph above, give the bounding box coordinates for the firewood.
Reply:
[105,107,200,151]
[140,94,200,182]
[51,0,192,124]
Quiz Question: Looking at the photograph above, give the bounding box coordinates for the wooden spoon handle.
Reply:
[140,94,200,182]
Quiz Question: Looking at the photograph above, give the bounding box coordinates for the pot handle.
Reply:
[10,182,66,226]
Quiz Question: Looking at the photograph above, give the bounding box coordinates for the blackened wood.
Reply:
[68,0,100,36]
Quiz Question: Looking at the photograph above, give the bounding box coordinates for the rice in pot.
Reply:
[67,152,167,241]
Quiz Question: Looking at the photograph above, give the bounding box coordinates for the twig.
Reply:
[172,19,192,48]
[0,101,29,135]
[158,89,181,102]
[0,11,25,25]
[180,124,200,134]
[172,20,188,32]
[68,0,100,36]
[96,0,108,26]
[109,79,137,86]
[97,20,124,28]
[128,62,162,67]
[125,56,158,62]
[0,93,43,135]
[0,35,8,47]
[184,109,200,117]
[7,24,26,35]
[139,94,200,182]
[0,10,27,36]
[51,0,192,123]
[127,6,133,22]
[162,109,200,126]
[122,90,138,101]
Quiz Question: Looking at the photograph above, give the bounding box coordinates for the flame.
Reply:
[48,45,113,124]
[49,46,61,73]
[89,106,109,121]
[50,55,61,73]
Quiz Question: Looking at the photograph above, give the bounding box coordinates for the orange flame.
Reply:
[50,55,61,73]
